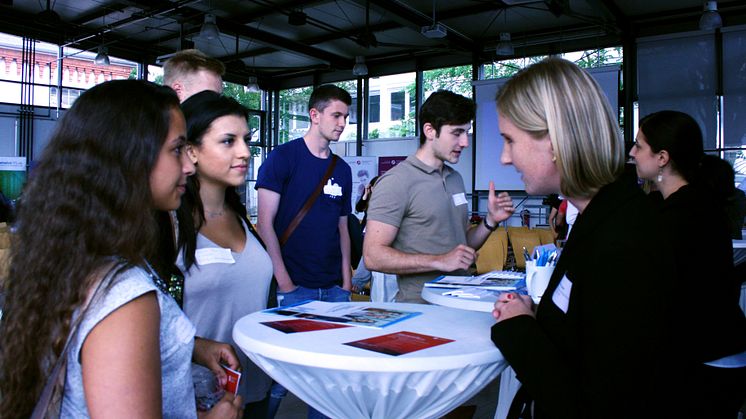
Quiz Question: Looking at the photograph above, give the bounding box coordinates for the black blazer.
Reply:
[661,184,746,363]
[492,179,678,419]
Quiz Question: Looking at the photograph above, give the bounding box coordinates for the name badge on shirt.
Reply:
[195,248,235,265]
[552,274,572,314]
[452,192,467,206]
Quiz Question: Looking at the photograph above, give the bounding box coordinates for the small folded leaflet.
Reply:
[424,270,525,291]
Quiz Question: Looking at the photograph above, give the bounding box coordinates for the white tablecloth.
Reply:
[233,302,506,419]
[420,287,519,419]
[421,287,497,313]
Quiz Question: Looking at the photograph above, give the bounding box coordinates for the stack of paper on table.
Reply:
[425,270,525,291]
[264,300,421,329]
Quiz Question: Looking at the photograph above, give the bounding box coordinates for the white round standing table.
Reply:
[233,302,506,419]
[420,286,520,419]
[420,286,498,312]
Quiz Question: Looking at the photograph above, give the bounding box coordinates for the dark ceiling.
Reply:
[1,0,745,90]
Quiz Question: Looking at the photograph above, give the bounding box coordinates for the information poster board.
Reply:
[472,65,620,191]
[342,156,378,216]
[0,156,26,200]
[377,156,407,176]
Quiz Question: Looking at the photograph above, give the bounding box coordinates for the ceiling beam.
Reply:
[149,0,334,45]
[215,18,351,68]
[60,0,201,48]
[217,20,400,63]
[70,2,130,25]
[357,0,477,51]
[126,0,352,68]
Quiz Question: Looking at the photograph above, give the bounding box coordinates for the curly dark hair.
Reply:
[177,90,250,271]
[0,79,180,417]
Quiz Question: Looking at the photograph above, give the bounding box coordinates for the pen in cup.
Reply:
[523,246,531,262]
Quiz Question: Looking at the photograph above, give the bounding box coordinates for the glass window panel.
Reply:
[369,94,380,123]
[390,91,405,121]
[637,33,717,149]
[330,80,357,142]
[349,97,358,125]
[247,113,262,144]
[278,86,312,145]
[723,28,746,147]
[482,55,547,80]
[424,65,472,99]
[61,46,137,88]
[148,65,163,84]
[724,150,746,190]
[0,33,60,107]
[561,47,623,68]
[223,81,262,111]
[368,72,415,138]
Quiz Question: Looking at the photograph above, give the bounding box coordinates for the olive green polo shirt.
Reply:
[367,155,470,283]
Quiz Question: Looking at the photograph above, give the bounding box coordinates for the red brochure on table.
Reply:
[261,319,351,333]
[344,331,453,356]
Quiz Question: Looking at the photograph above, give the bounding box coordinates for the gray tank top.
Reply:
[180,218,273,403]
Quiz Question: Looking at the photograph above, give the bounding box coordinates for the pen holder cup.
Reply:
[525,260,554,304]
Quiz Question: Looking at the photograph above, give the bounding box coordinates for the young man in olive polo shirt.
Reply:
[363,90,515,303]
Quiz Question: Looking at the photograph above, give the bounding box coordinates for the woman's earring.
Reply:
[656,168,663,183]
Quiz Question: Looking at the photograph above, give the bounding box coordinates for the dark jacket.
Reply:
[661,184,746,363]
[492,178,678,419]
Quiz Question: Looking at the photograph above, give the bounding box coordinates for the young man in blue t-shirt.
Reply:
[256,84,353,418]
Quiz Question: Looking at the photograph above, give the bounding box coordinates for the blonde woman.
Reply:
[491,58,678,418]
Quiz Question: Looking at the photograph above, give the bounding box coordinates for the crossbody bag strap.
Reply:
[30,259,122,419]
[279,154,339,246]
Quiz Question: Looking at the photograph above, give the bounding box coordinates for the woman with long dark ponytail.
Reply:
[177,91,273,418]
[630,110,746,418]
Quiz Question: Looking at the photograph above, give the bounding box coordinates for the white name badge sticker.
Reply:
[195,247,235,265]
[452,192,468,206]
[552,274,572,314]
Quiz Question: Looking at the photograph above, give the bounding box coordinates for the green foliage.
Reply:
[223,82,261,110]
[387,118,416,138]
[422,65,472,97]
[332,80,357,93]
[483,55,548,80]
[221,82,264,145]
[277,86,313,145]
[368,128,380,139]
[574,47,622,68]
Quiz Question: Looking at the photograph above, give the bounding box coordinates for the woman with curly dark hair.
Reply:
[0,80,242,418]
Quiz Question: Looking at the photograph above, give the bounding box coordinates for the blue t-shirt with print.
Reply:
[256,137,352,288]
